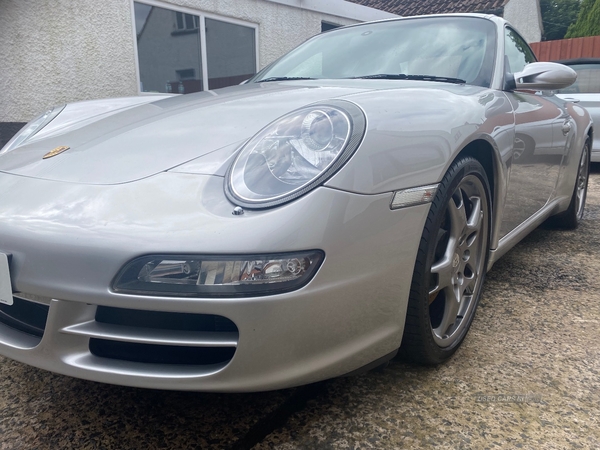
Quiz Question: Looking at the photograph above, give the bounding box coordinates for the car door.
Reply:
[500,27,567,238]
[556,61,600,162]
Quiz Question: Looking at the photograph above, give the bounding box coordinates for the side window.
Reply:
[504,27,536,74]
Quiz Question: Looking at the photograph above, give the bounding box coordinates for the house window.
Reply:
[206,18,256,89]
[321,21,340,32]
[176,69,195,81]
[175,12,199,31]
[134,2,257,94]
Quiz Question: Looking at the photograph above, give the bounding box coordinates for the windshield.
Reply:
[253,17,497,88]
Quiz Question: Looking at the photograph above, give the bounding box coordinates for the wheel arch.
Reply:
[450,138,505,254]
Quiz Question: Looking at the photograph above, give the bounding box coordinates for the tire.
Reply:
[400,157,491,364]
[547,139,590,230]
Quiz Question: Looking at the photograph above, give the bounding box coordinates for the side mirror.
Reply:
[512,62,577,91]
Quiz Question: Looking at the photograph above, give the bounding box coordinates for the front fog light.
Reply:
[113,251,324,297]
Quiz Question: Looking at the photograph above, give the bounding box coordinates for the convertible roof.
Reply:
[347,0,508,16]
[553,58,600,65]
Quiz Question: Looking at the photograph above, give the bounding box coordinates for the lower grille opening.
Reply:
[90,306,238,366]
[95,306,237,332]
[0,296,49,338]
[89,339,236,365]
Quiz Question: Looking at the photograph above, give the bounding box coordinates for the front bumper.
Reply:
[0,172,429,391]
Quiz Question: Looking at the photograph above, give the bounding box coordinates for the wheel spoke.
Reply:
[434,285,461,338]
[432,192,482,297]
[430,223,454,296]
[430,256,453,295]
[447,191,467,238]
[466,196,482,233]
[435,228,449,251]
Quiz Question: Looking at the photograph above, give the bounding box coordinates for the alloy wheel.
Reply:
[428,175,489,347]
[575,143,589,220]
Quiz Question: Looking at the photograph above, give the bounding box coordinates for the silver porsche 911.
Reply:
[0,14,592,392]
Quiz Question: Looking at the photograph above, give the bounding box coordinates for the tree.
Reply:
[565,0,600,38]
[540,0,581,40]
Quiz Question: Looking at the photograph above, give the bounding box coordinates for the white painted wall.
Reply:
[0,0,139,122]
[0,0,394,122]
[503,0,543,43]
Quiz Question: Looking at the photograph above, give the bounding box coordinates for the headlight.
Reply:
[113,251,324,297]
[225,100,366,208]
[0,105,65,154]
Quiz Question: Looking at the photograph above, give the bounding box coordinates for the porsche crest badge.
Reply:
[43,146,70,159]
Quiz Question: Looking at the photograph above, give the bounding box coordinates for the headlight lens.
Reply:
[0,105,65,154]
[113,251,324,297]
[225,100,366,208]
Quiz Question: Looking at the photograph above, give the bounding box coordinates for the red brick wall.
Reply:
[530,36,600,61]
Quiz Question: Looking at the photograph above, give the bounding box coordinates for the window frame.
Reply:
[502,25,537,90]
[131,0,260,94]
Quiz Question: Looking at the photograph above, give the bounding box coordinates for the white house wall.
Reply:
[0,0,390,122]
[503,0,543,43]
[0,0,139,123]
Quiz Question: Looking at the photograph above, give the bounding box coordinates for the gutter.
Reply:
[263,0,398,22]
[476,7,504,16]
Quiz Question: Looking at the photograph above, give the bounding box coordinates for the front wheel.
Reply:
[400,157,491,364]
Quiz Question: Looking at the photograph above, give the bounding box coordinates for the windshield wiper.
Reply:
[257,76,317,82]
[351,74,466,84]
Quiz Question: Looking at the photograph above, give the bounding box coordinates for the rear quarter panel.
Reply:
[557,94,599,161]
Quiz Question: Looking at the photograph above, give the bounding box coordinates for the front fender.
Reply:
[325,87,515,194]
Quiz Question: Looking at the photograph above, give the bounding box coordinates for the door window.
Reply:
[504,27,536,74]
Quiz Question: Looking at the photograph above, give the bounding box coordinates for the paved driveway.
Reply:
[1,166,599,450]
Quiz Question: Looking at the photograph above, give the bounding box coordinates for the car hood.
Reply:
[0,80,480,185]
[0,82,379,185]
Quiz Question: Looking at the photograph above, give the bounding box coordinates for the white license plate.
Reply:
[0,253,13,306]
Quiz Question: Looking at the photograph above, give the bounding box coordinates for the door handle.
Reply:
[562,122,572,136]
